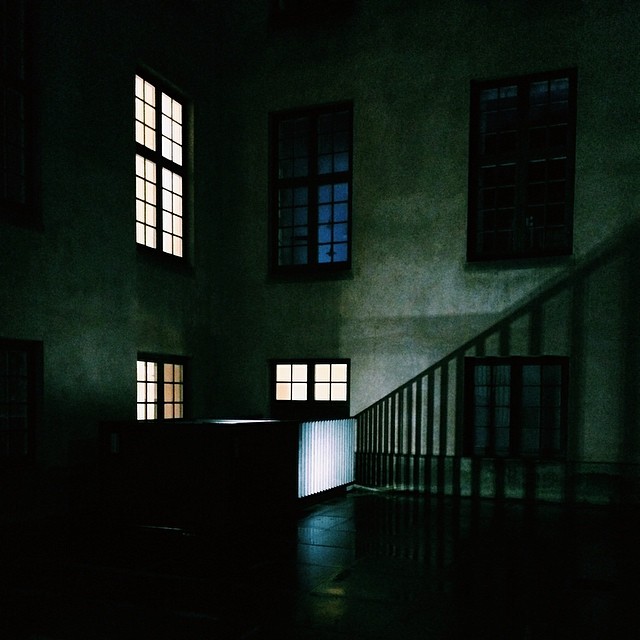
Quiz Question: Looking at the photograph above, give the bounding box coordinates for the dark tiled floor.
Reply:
[1,488,639,639]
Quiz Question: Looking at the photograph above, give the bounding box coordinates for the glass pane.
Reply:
[495,365,510,385]
[495,427,510,453]
[315,382,330,401]
[276,382,291,401]
[315,364,331,382]
[332,363,348,382]
[291,382,307,401]
[521,428,540,453]
[292,364,307,382]
[523,365,541,386]
[331,382,347,401]
[475,386,490,406]
[523,386,540,407]
[494,407,510,428]
[474,365,490,385]
[276,364,291,382]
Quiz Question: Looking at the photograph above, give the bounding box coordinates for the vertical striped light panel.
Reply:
[298,419,356,498]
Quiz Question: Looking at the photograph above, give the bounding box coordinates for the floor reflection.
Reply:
[1,488,639,638]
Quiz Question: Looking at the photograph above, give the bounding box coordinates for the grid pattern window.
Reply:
[468,70,576,261]
[135,75,185,258]
[137,356,185,420]
[464,357,568,458]
[0,339,40,460]
[271,103,352,274]
[271,359,350,419]
[1,0,29,223]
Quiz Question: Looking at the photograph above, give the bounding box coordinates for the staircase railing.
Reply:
[355,222,640,504]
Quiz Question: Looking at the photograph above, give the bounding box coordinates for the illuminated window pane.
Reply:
[292,364,307,382]
[276,364,292,382]
[315,364,331,382]
[272,359,349,418]
[137,358,184,421]
[315,382,330,400]
[292,382,307,400]
[276,382,291,400]
[332,363,348,382]
[331,382,347,401]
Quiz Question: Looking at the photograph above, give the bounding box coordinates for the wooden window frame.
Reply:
[463,356,569,459]
[136,353,188,421]
[269,102,353,278]
[270,358,350,420]
[468,69,577,262]
[135,72,188,262]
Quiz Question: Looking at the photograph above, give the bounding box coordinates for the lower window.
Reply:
[137,354,186,420]
[464,356,568,458]
[271,359,350,420]
[0,338,41,460]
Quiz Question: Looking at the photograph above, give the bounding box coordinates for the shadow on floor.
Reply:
[1,488,639,639]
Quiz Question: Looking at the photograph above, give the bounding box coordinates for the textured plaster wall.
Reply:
[213,0,640,436]
[2,0,639,505]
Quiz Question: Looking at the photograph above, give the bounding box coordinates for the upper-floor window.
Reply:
[468,70,577,261]
[135,74,186,259]
[464,356,568,459]
[270,103,352,275]
[137,355,186,420]
[270,359,350,419]
[1,0,32,225]
[0,338,41,461]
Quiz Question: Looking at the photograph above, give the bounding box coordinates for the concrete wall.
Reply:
[1,0,639,515]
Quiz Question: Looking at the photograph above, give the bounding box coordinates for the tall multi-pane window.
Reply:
[271,359,350,419]
[468,70,576,261]
[270,103,352,274]
[135,74,186,258]
[1,0,30,224]
[0,338,41,460]
[464,357,568,458]
[136,356,185,420]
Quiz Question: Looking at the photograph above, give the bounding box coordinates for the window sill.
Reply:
[136,244,194,275]
[465,252,575,272]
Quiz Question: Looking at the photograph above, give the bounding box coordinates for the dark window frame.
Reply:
[463,356,569,459]
[136,353,189,421]
[1,0,37,227]
[468,69,577,262]
[269,102,353,278]
[270,358,350,420]
[0,337,42,463]
[135,72,189,262]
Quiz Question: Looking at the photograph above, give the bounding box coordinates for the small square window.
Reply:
[271,359,350,419]
[464,356,568,458]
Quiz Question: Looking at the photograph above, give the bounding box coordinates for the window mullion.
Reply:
[308,117,319,265]
[510,362,523,456]
[514,80,529,255]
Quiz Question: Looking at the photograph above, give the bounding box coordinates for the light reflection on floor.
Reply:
[1,488,639,639]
